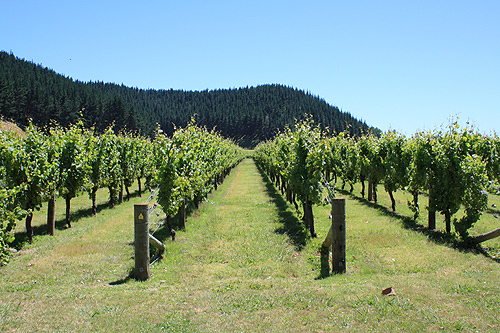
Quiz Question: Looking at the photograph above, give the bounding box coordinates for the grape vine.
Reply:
[255,118,499,242]
[0,120,244,262]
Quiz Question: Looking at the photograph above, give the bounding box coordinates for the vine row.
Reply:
[254,118,500,242]
[0,120,244,264]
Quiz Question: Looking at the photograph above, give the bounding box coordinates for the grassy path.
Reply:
[1,158,500,332]
[149,158,323,331]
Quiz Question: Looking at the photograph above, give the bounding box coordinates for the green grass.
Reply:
[1,159,500,332]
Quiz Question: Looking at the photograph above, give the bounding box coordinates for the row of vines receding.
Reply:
[0,119,245,265]
[254,117,500,243]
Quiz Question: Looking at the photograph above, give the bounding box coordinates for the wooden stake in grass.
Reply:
[321,198,346,276]
[149,233,166,252]
[472,226,500,244]
[331,198,346,274]
[134,204,150,281]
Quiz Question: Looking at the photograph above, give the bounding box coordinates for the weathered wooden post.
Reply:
[134,203,150,281]
[149,233,166,252]
[331,198,346,274]
[472,227,500,244]
[320,198,346,277]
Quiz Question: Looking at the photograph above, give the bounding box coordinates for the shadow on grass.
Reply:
[109,267,135,285]
[255,166,307,251]
[337,188,500,264]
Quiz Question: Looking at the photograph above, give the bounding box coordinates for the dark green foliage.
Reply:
[107,84,379,145]
[0,51,138,133]
[0,51,379,145]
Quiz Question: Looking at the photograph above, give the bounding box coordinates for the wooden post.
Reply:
[472,227,500,244]
[134,204,150,281]
[149,233,166,252]
[331,198,346,274]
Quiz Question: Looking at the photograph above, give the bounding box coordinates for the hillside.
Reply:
[0,120,24,137]
[0,51,380,146]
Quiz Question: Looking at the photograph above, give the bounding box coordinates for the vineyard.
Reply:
[0,120,245,264]
[1,118,500,331]
[255,118,500,244]
[2,117,500,263]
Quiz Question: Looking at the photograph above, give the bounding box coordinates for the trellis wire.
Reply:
[320,172,336,219]
[146,185,159,204]
[145,185,166,235]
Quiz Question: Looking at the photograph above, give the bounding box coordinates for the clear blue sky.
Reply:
[1,0,499,135]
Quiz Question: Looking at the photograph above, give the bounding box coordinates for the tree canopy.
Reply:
[0,51,380,146]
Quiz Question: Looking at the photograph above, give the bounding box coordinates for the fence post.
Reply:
[134,203,150,281]
[331,198,346,274]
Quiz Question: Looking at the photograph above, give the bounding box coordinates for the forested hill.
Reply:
[0,51,379,146]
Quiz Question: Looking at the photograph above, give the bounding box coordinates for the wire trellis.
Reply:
[144,185,168,265]
[320,172,336,219]
[145,185,166,236]
[320,172,336,203]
